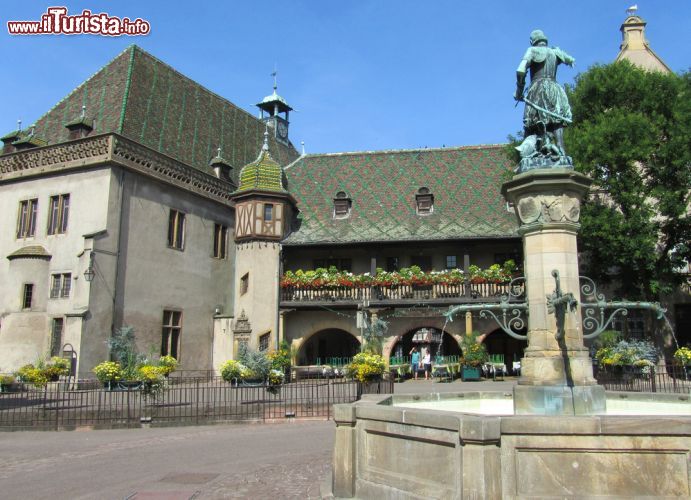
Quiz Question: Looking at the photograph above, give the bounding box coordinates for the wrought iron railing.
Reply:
[0,375,393,431]
[594,364,691,394]
[280,282,524,304]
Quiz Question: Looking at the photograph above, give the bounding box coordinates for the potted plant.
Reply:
[44,356,70,381]
[0,374,17,392]
[460,334,489,381]
[266,369,285,395]
[220,360,248,385]
[673,347,691,376]
[157,355,178,377]
[15,364,49,388]
[93,361,123,389]
[137,365,166,397]
[268,341,292,381]
[345,353,386,394]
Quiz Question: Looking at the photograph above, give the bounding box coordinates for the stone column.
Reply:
[502,168,604,415]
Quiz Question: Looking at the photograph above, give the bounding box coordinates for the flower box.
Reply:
[461,366,482,381]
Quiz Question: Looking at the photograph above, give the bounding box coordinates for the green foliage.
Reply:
[267,342,291,372]
[460,332,489,367]
[595,339,659,367]
[0,374,15,386]
[280,262,517,288]
[345,353,386,383]
[107,326,146,379]
[592,330,622,350]
[674,347,691,366]
[157,355,178,375]
[566,62,691,300]
[220,360,249,382]
[16,364,49,388]
[238,345,271,381]
[93,361,123,383]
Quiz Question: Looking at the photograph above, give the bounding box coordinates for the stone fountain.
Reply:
[328,29,691,499]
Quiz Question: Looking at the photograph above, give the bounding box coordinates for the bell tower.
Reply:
[256,71,293,146]
[228,129,297,354]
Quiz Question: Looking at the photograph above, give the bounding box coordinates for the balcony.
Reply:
[280,281,524,308]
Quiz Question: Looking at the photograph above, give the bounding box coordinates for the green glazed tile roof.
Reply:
[236,148,286,193]
[9,46,299,180]
[283,145,519,245]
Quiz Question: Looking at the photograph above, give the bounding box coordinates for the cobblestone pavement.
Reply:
[0,421,334,499]
[0,379,517,499]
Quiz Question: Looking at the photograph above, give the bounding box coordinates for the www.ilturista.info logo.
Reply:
[7,7,150,36]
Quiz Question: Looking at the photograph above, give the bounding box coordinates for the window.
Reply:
[47,194,70,235]
[22,284,34,309]
[213,223,228,258]
[50,273,71,299]
[16,198,38,238]
[333,191,352,218]
[167,210,186,250]
[415,187,434,215]
[446,255,457,269]
[263,203,274,221]
[386,257,400,272]
[240,273,249,295]
[259,333,270,352]
[50,318,64,357]
[161,310,182,359]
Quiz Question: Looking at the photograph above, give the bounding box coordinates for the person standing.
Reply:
[410,347,420,380]
[422,349,432,380]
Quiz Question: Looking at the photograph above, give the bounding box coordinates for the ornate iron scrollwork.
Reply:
[445,276,528,341]
[579,276,666,340]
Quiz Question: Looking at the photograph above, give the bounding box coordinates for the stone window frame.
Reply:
[50,317,64,357]
[161,309,182,359]
[47,193,70,235]
[49,273,72,299]
[167,209,186,250]
[213,223,228,259]
[16,198,38,239]
[22,283,34,309]
[258,332,270,352]
[415,187,434,215]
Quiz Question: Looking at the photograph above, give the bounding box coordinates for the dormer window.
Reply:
[415,187,434,215]
[333,191,352,219]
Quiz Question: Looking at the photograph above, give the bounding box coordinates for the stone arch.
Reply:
[480,328,527,367]
[297,328,360,366]
[387,326,462,361]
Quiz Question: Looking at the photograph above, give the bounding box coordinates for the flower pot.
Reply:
[461,366,482,381]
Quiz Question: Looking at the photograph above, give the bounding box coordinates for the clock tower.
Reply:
[256,73,293,145]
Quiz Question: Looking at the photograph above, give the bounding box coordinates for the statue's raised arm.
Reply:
[514,30,575,173]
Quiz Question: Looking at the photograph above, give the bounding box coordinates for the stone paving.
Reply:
[0,379,516,499]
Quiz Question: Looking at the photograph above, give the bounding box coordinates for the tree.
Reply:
[565,61,691,300]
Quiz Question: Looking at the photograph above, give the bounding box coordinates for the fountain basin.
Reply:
[332,392,691,499]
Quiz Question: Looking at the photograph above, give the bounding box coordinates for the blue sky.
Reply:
[3,1,690,154]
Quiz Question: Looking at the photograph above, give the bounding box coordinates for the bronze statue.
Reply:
[514,30,575,172]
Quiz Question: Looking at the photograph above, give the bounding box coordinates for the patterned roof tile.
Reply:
[7,46,299,181]
[283,145,519,245]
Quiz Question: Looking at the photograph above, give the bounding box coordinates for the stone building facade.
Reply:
[0,14,683,377]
